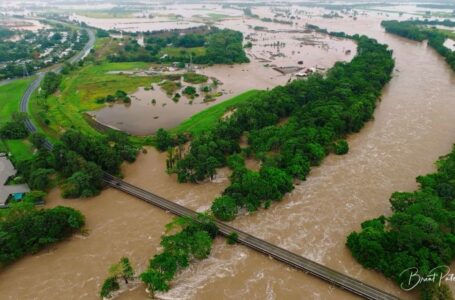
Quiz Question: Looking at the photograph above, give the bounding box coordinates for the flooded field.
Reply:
[90,14,355,135]
[2,4,455,300]
[0,18,48,31]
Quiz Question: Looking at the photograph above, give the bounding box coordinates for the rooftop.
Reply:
[0,156,30,207]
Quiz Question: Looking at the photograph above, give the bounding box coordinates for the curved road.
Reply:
[19,27,96,148]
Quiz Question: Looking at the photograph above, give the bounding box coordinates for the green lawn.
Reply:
[4,139,34,161]
[0,78,35,160]
[171,89,260,136]
[0,78,33,125]
[32,62,159,136]
[161,47,206,57]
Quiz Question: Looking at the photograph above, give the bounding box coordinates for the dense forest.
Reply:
[347,144,455,298]
[107,27,249,65]
[157,29,395,221]
[381,20,455,71]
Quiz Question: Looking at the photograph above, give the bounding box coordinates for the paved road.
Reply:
[103,173,400,300]
[19,27,95,150]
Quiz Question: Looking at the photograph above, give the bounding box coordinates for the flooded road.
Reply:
[1,9,455,300]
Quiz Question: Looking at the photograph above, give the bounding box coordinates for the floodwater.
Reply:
[0,18,48,31]
[90,15,355,135]
[2,6,455,300]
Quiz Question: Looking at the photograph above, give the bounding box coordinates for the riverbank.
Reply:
[171,89,259,136]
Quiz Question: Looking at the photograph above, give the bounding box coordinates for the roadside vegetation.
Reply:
[0,78,34,160]
[12,128,138,202]
[31,61,155,137]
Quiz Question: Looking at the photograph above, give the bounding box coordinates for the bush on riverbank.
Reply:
[0,201,84,265]
[100,257,135,298]
[140,214,217,296]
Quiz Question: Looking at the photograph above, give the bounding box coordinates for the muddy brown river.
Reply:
[1,10,455,300]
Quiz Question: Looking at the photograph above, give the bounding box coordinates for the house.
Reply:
[0,155,30,208]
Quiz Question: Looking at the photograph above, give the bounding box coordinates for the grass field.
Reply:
[4,139,34,161]
[161,46,206,57]
[171,89,260,136]
[32,62,159,136]
[0,78,35,160]
[0,78,33,124]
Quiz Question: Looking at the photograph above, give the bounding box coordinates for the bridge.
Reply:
[17,25,400,300]
[104,174,399,300]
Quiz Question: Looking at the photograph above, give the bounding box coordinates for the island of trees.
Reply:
[157,28,394,222]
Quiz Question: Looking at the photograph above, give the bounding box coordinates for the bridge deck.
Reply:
[103,174,400,300]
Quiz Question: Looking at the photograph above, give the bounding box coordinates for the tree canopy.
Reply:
[162,32,394,221]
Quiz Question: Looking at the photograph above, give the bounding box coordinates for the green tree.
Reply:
[155,128,173,151]
[28,168,53,190]
[99,277,119,298]
[29,132,46,150]
[333,139,349,155]
[211,195,237,221]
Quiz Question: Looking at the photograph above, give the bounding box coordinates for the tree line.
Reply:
[381,20,455,72]
[347,143,455,299]
[16,129,139,199]
[157,31,394,221]
[107,27,249,65]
